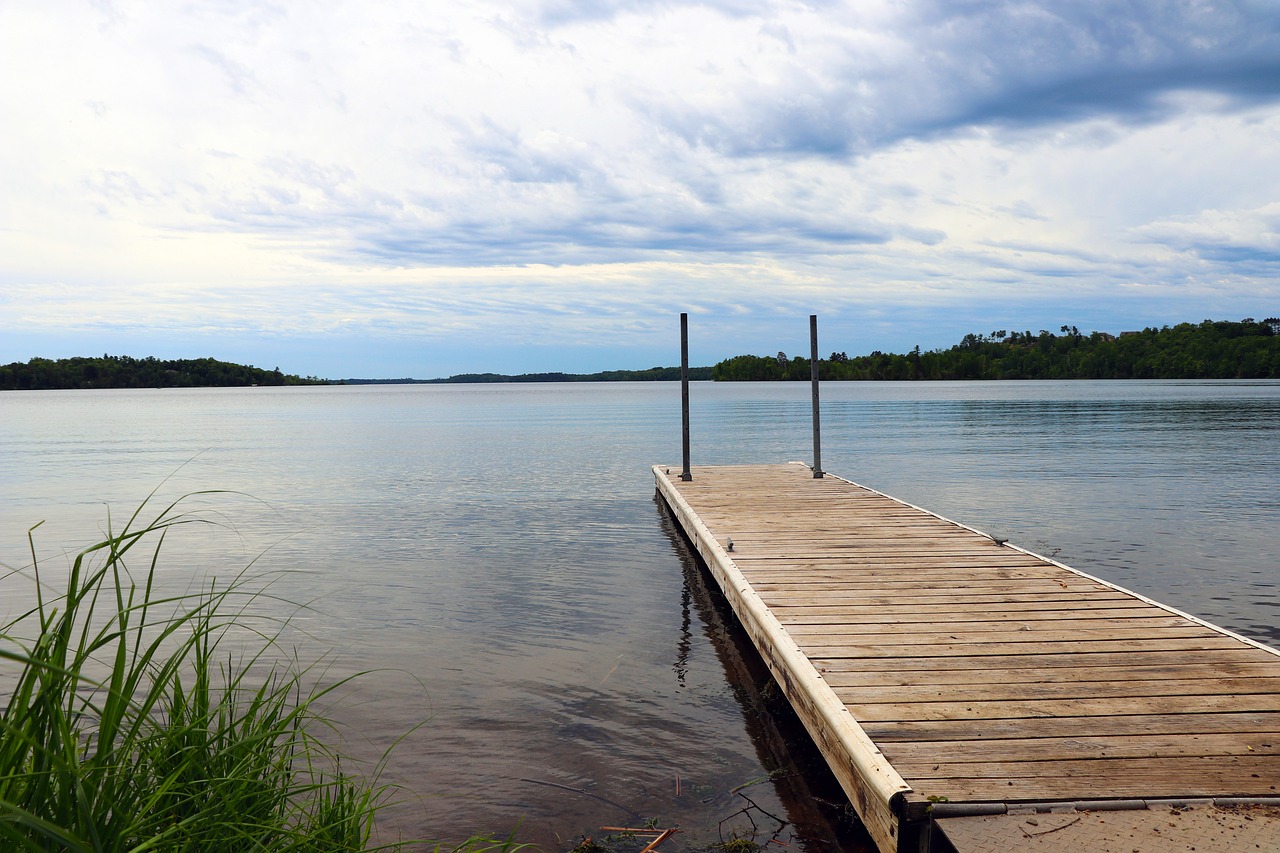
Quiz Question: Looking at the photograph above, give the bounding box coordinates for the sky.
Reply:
[2,1,1279,379]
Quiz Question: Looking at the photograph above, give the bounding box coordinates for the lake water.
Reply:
[2,380,1279,852]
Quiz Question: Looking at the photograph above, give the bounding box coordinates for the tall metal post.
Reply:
[680,312,692,481]
[810,314,823,478]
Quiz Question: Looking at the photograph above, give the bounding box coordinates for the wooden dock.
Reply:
[654,463,1280,853]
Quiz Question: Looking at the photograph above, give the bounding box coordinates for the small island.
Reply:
[0,356,327,391]
[343,366,715,384]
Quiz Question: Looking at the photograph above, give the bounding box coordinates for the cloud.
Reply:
[3,0,1280,375]
[765,2,1280,155]
[887,1,1280,137]
[1135,203,1280,269]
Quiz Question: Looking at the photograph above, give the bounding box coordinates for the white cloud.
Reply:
[1136,202,1280,266]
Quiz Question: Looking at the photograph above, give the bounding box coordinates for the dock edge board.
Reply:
[653,465,914,853]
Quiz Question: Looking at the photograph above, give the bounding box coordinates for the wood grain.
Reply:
[655,462,1280,850]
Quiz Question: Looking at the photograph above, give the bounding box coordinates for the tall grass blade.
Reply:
[0,494,410,852]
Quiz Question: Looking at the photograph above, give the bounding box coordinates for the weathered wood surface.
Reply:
[655,462,1280,851]
[655,465,911,852]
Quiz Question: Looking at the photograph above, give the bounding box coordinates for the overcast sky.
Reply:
[3,1,1279,378]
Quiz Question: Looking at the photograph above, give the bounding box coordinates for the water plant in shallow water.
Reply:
[0,493,523,853]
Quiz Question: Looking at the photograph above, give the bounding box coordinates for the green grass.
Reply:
[0,493,527,853]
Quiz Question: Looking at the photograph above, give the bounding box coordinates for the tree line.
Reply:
[428,366,716,383]
[1,356,328,390]
[711,318,1280,381]
[345,366,715,383]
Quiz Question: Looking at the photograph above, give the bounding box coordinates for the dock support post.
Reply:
[810,314,823,478]
[681,312,692,481]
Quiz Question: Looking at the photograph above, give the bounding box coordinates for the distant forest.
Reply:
[8,318,1280,390]
[0,356,327,390]
[713,318,1280,381]
[1,357,713,390]
[346,366,714,384]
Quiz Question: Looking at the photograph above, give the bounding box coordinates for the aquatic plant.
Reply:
[0,493,400,851]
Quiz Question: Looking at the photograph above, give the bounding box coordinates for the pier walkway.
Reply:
[654,463,1280,853]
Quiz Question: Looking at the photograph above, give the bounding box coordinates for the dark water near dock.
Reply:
[2,380,1278,851]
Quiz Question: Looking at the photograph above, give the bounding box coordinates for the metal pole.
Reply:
[810,314,823,478]
[681,312,692,481]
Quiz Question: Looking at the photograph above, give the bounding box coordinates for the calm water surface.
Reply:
[2,380,1278,851]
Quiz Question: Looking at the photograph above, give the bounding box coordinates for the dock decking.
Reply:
[654,463,1280,853]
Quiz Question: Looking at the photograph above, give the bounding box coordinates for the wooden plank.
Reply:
[753,573,1108,587]
[775,596,1141,616]
[752,579,1115,593]
[884,732,1280,763]
[787,621,1203,639]
[842,692,1280,723]
[831,677,1280,704]
[757,565,1057,578]
[805,636,1246,658]
[744,564,1087,577]
[764,589,1126,604]
[746,564,1079,577]
[906,754,1280,782]
[815,646,1279,668]
[731,548,1062,560]
[863,712,1280,742]
[908,764,1280,802]
[777,607,1172,624]
[818,661,1280,686]
[801,629,1214,648]
[724,538,1007,547]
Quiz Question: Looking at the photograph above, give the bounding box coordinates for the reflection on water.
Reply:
[1,380,1278,849]
[659,500,875,852]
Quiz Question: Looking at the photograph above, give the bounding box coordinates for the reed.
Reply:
[0,493,490,852]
